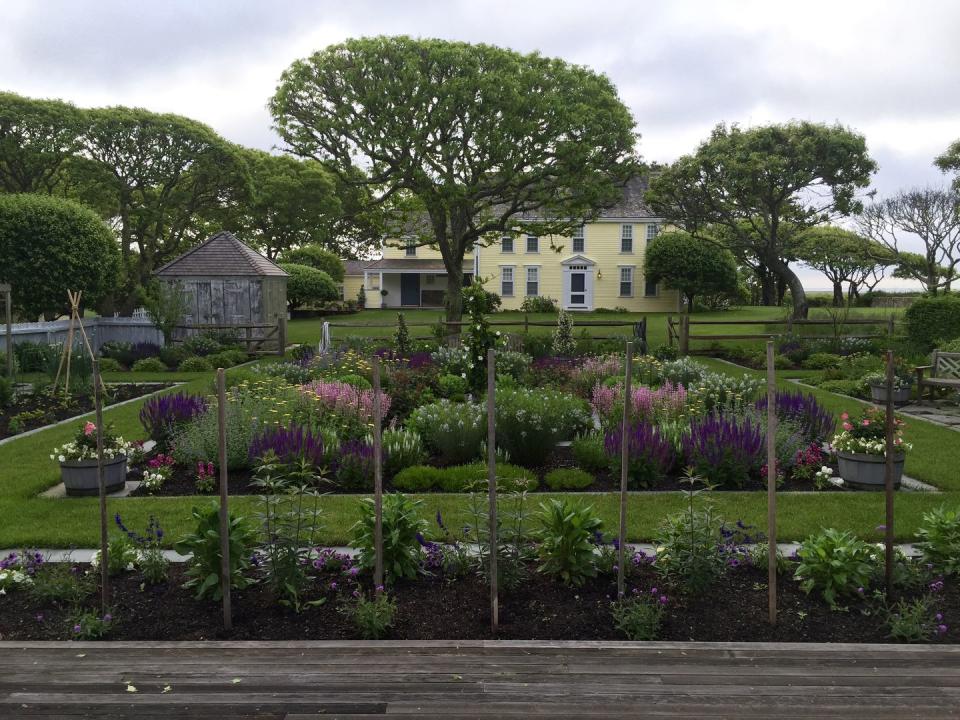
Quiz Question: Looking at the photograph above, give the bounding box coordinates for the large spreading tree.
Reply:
[269,36,638,324]
[647,122,876,319]
[858,187,960,295]
[796,226,894,305]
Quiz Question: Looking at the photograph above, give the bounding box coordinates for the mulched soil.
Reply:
[0,383,175,440]
[1,562,957,643]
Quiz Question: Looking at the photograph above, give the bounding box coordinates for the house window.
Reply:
[572,225,585,253]
[619,267,634,297]
[501,236,514,253]
[646,224,660,241]
[645,277,659,297]
[620,225,633,253]
[526,235,539,253]
[526,266,539,296]
[405,241,416,257]
[501,266,514,297]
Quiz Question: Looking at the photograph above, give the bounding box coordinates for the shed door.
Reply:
[223,281,251,325]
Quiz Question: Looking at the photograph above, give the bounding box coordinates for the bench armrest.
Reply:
[914,365,934,371]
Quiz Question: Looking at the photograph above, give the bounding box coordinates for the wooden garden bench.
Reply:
[915,350,960,401]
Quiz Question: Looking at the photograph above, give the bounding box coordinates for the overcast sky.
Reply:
[4,0,958,289]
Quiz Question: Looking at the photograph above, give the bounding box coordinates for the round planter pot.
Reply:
[60,456,128,497]
[836,450,904,490]
[869,383,913,406]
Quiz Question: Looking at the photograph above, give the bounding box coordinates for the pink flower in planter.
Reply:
[83,422,96,436]
[842,422,853,431]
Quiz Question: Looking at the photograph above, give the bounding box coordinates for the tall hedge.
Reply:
[280,245,345,282]
[904,293,960,349]
[0,194,120,319]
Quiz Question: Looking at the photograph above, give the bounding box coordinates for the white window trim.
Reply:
[501,236,514,254]
[525,265,540,296]
[571,225,586,254]
[646,223,660,241]
[500,265,515,297]
[618,265,635,298]
[620,224,634,254]
[405,241,417,257]
[525,235,540,254]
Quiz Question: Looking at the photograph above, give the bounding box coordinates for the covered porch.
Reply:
[363,259,473,308]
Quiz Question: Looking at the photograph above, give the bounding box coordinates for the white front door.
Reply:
[563,265,594,310]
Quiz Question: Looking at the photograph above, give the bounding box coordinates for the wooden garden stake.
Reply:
[92,359,110,613]
[487,348,498,632]
[216,368,232,631]
[766,340,777,625]
[884,349,896,597]
[372,356,384,589]
[2,283,11,379]
[617,341,633,599]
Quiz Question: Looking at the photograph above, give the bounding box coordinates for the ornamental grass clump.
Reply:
[604,422,675,488]
[495,387,592,467]
[407,399,485,465]
[248,424,326,468]
[755,390,834,445]
[682,416,764,489]
[140,393,207,449]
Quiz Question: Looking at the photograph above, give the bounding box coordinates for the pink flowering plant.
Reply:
[141,453,176,493]
[831,407,911,456]
[50,422,132,464]
[591,381,693,429]
[299,379,391,427]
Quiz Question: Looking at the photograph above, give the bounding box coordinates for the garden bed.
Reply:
[1,561,956,643]
[0,383,175,441]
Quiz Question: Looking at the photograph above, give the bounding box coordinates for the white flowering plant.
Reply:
[50,421,133,464]
[407,399,486,465]
[0,550,44,594]
[459,282,507,390]
[831,407,912,457]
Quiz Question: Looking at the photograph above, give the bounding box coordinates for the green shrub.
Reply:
[0,376,13,408]
[519,295,559,313]
[178,356,213,373]
[173,502,257,601]
[655,497,726,596]
[341,590,397,639]
[159,344,189,368]
[611,593,665,640]
[131,357,167,373]
[938,338,960,353]
[28,562,94,604]
[804,352,843,370]
[915,505,960,576]
[0,350,17,377]
[535,498,602,586]
[794,528,878,608]
[392,465,445,492]
[392,462,536,492]
[95,357,124,373]
[905,294,960,350]
[15,341,60,372]
[496,350,532,380]
[544,468,594,490]
[817,378,868,397]
[437,373,468,400]
[571,432,607,472]
[206,349,248,368]
[182,334,222,357]
[495,387,591,467]
[338,373,372,390]
[351,493,426,582]
[407,400,485,465]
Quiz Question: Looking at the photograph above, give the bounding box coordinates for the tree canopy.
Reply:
[647,121,876,318]
[269,35,638,323]
[279,244,345,281]
[643,231,738,312]
[796,226,894,305]
[936,140,960,192]
[278,262,339,310]
[858,187,960,294]
[0,193,120,319]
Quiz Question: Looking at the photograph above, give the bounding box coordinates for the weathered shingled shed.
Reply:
[154,231,288,353]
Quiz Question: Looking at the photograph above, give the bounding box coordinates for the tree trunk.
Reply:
[776,275,788,306]
[769,257,809,319]
[444,266,464,343]
[832,281,844,307]
[758,267,777,306]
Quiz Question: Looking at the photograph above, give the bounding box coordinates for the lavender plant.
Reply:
[755,390,834,445]
[604,422,675,488]
[682,416,764,489]
[248,424,326,468]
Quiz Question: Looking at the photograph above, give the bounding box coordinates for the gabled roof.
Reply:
[344,260,374,276]
[560,254,597,266]
[363,258,472,273]
[154,231,288,278]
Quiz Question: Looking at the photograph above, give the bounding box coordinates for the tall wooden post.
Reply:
[2,283,11,379]
[884,349,896,597]
[92,359,110,613]
[617,342,633,598]
[766,340,778,625]
[487,348,498,631]
[216,369,232,630]
[372,356,384,589]
[679,314,689,356]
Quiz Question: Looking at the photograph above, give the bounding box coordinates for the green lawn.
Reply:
[0,307,953,550]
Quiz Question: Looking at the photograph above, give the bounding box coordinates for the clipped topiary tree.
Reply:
[552,309,576,356]
[643,231,738,313]
[280,244,345,282]
[394,312,411,356]
[278,262,339,311]
[0,194,120,319]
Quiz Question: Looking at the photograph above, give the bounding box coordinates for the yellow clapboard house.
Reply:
[341,177,681,313]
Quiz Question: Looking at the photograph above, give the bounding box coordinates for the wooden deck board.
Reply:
[1,641,958,719]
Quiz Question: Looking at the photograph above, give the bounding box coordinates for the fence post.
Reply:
[93,359,110,614]
[679,314,689,356]
[884,349,896,598]
[216,368,232,631]
[487,348,498,632]
[887,314,895,337]
[765,341,777,626]
[617,341,633,599]
[3,284,11,379]
[524,313,529,334]
[372,356,384,589]
[666,315,674,348]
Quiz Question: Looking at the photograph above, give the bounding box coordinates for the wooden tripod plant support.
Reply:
[53,290,105,396]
